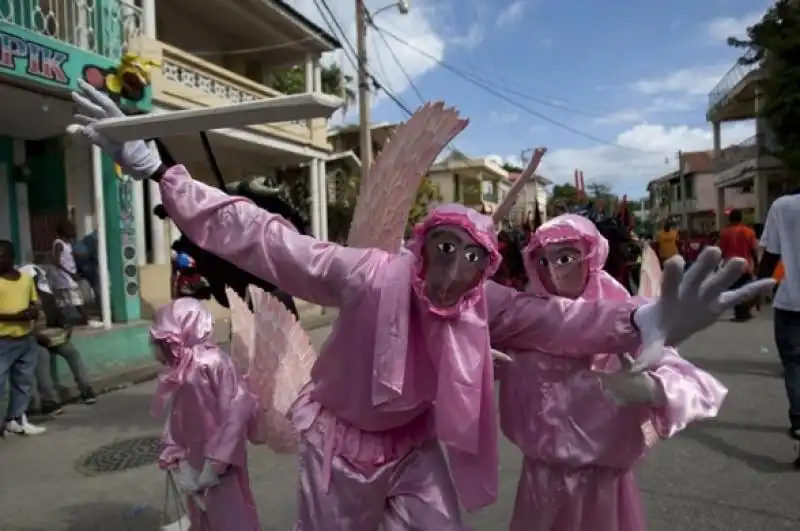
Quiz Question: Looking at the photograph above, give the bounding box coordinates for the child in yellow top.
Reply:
[0,240,47,436]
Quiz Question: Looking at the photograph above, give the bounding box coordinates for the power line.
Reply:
[185,36,319,57]
[375,24,672,154]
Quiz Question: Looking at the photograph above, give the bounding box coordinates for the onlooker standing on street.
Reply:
[0,240,47,435]
[720,209,759,321]
[20,264,97,407]
[758,191,800,441]
[52,220,102,328]
[656,219,680,266]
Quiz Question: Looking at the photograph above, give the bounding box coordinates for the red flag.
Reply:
[579,171,586,200]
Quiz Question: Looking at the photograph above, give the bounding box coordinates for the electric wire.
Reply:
[374,23,674,154]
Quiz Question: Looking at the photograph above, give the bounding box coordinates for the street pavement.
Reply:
[1,312,799,530]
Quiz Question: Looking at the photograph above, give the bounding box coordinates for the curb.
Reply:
[59,309,338,402]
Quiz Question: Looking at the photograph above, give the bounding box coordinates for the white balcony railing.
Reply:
[708,50,760,111]
[0,0,142,60]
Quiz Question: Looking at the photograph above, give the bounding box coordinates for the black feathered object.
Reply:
[152,138,304,319]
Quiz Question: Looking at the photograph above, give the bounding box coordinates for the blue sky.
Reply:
[288,0,770,198]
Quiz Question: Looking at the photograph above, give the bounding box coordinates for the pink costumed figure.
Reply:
[147,120,645,529]
[68,81,773,531]
[495,214,728,531]
[151,298,261,531]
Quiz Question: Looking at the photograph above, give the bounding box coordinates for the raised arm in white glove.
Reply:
[64,81,775,357]
[629,248,774,371]
[66,80,162,180]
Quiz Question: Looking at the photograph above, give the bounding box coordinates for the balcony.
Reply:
[707,50,763,123]
[0,0,141,60]
[135,36,322,143]
[714,134,784,188]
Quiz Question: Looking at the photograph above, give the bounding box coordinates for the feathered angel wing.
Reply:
[246,287,317,453]
[226,287,256,378]
[638,243,662,298]
[347,102,469,251]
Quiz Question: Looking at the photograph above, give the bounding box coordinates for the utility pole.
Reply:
[356,0,372,184]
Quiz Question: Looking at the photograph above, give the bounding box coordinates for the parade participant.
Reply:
[151,298,261,530]
[68,81,773,529]
[494,214,728,531]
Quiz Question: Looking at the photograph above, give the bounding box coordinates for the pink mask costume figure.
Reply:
[151,298,261,531]
[68,82,775,531]
[496,214,728,531]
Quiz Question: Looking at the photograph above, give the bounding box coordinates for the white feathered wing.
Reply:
[227,287,317,454]
[347,102,468,251]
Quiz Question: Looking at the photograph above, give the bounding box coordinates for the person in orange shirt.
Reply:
[656,220,680,266]
[719,209,759,321]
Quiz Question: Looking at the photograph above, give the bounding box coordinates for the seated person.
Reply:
[20,265,96,408]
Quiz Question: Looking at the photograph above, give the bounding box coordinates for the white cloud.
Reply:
[285,0,446,119]
[489,111,519,124]
[450,23,483,48]
[495,1,527,27]
[595,97,696,125]
[705,11,763,42]
[630,64,730,96]
[494,121,756,196]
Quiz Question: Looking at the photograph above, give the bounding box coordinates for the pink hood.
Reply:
[523,214,619,300]
[150,298,216,416]
[373,203,503,510]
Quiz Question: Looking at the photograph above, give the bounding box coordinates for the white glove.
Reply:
[631,247,774,371]
[598,354,665,406]
[172,461,199,494]
[66,80,162,180]
[195,460,221,491]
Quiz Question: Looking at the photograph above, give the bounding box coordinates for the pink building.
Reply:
[648,150,755,232]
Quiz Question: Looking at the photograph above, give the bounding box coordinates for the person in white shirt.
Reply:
[758,190,800,441]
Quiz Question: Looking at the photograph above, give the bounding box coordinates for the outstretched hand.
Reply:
[631,247,774,371]
[66,80,162,180]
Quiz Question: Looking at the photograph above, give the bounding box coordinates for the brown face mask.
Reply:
[421,225,490,308]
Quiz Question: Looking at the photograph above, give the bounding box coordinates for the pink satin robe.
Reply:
[157,166,643,530]
[153,300,261,531]
[493,215,728,531]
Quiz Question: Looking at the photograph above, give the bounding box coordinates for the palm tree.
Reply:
[320,63,356,115]
[270,63,356,114]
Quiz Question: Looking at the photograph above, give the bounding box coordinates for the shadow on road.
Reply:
[641,486,800,524]
[48,388,159,434]
[59,501,161,531]
[688,357,783,378]
[682,423,791,474]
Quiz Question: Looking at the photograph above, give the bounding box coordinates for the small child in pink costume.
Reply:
[496,214,728,531]
[151,298,262,531]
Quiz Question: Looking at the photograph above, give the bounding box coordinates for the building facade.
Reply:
[427,151,550,220]
[0,0,343,383]
[706,48,798,229]
[648,150,755,232]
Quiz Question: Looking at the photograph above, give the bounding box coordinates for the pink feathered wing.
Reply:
[347,102,468,251]
[638,243,662,299]
[636,243,662,447]
[227,287,317,454]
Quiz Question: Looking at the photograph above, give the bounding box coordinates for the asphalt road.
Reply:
[0,313,797,530]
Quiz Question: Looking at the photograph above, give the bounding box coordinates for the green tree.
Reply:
[547,183,580,215]
[408,178,442,226]
[271,63,357,114]
[728,0,800,171]
[501,162,523,173]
